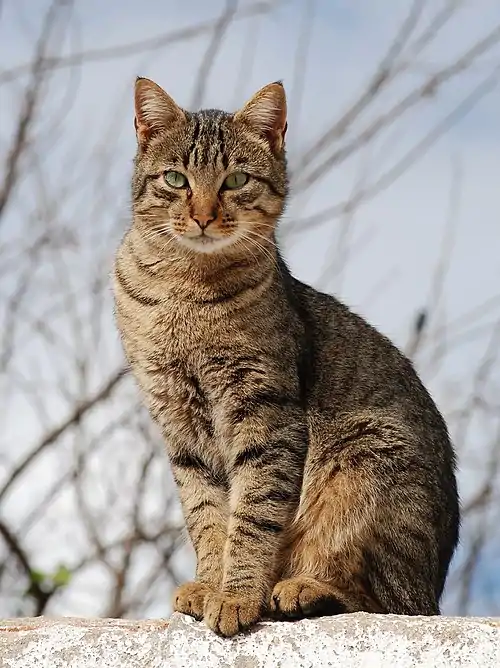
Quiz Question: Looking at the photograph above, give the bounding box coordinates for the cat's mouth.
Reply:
[178,232,236,254]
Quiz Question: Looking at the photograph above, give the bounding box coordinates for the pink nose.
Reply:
[192,212,216,230]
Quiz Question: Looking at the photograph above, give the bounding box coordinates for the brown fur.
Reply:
[113,78,459,636]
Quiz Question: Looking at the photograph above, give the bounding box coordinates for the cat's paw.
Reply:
[173,581,214,621]
[270,577,342,619]
[203,591,263,637]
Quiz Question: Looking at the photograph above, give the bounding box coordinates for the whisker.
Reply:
[241,224,279,247]
[241,227,278,252]
[244,235,281,276]
[236,237,260,267]
[243,227,278,247]
[142,224,173,243]
[238,231,279,272]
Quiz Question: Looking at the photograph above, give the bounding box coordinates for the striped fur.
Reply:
[113,78,459,636]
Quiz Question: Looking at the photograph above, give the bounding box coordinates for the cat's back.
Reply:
[292,278,451,451]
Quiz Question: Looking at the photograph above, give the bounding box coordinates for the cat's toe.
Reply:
[271,577,342,619]
[203,592,263,637]
[173,581,213,621]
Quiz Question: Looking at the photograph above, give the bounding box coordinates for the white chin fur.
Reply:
[177,234,236,254]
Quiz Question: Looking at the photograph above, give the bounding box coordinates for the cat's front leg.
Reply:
[169,448,229,620]
[203,410,307,636]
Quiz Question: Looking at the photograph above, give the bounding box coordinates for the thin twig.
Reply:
[191,0,239,109]
[0,2,276,85]
[0,367,127,504]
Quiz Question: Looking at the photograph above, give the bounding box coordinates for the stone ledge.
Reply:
[1,612,499,667]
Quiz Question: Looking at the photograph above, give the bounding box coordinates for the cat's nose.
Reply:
[192,211,217,230]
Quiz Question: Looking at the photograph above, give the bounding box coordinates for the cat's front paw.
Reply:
[203,591,263,637]
[173,581,214,621]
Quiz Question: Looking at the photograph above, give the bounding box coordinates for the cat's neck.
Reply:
[128,227,280,304]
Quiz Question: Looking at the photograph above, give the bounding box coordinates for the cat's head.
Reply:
[132,77,288,257]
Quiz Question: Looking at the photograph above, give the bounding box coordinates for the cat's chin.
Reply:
[177,235,236,255]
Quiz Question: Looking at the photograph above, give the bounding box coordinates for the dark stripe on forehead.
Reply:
[192,113,206,167]
[185,110,229,168]
[200,113,218,166]
[218,125,229,169]
[186,117,201,167]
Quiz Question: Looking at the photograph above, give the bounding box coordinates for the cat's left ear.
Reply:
[234,81,287,154]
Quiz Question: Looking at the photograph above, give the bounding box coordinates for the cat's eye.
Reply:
[164,170,188,188]
[223,172,248,190]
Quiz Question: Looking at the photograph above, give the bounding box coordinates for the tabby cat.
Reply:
[113,77,459,636]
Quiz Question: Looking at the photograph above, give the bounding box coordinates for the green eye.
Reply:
[164,171,188,188]
[223,172,248,190]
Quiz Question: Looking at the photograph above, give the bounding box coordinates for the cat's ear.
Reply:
[134,77,185,147]
[234,81,287,153]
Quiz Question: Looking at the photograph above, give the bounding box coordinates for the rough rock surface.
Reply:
[1,612,499,667]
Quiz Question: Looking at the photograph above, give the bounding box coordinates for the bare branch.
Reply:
[0,0,73,221]
[191,0,239,109]
[290,61,500,233]
[0,2,276,85]
[292,21,500,194]
[0,519,52,615]
[0,367,127,505]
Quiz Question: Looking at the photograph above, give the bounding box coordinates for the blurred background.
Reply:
[1,0,500,619]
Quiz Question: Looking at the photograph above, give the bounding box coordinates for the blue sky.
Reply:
[3,0,499,335]
[1,0,500,616]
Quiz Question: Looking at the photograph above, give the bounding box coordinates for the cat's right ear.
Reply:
[234,81,287,154]
[134,77,185,148]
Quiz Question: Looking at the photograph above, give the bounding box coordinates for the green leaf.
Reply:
[29,569,46,585]
[52,565,71,587]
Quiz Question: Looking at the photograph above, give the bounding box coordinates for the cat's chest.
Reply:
[137,301,231,363]
[132,304,243,437]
